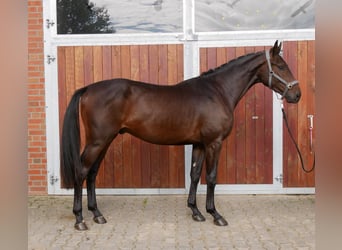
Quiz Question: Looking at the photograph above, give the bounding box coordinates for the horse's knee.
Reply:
[190,172,201,183]
[206,174,217,187]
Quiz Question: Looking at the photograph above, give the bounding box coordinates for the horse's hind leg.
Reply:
[187,144,206,222]
[73,178,87,230]
[73,138,113,230]
[86,143,112,224]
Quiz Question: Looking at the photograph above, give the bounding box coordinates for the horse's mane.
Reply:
[200,51,263,77]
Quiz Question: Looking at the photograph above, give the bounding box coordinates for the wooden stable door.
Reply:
[200,46,274,185]
[58,45,185,188]
[282,41,315,187]
[199,42,315,187]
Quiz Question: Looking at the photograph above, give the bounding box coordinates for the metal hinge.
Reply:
[50,175,59,186]
[46,19,55,29]
[274,174,283,184]
[47,55,56,64]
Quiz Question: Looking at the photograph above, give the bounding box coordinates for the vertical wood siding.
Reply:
[58,45,185,188]
[57,42,315,189]
[198,42,315,187]
[282,40,315,187]
[199,46,274,184]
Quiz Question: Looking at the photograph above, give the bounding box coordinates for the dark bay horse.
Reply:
[61,41,301,230]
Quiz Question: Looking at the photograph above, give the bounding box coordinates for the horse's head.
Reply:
[261,40,301,103]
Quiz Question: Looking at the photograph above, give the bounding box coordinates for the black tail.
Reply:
[60,87,87,188]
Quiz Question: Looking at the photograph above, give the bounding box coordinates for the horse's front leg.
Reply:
[205,141,228,226]
[87,163,107,224]
[187,144,206,222]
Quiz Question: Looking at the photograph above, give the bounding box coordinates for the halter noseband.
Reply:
[265,50,299,99]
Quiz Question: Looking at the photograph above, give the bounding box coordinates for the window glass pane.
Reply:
[195,0,315,32]
[57,0,183,34]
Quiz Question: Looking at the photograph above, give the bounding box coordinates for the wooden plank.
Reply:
[149,45,159,84]
[207,47,217,72]
[200,48,207,74]
[225,47,237,184]
[149,45,161,187]
[244,47,257,184]
[264,89,273,184]
[83,46,93,86]
[100,46,114,187]
[111,46,124,187]
[74,47,84,90]
[130,45,142,187]
[253,46,265,184]
[93,46,103,83]
[111,46,122,78]
[99,47,113,187]
[177,44,184,83]
[175,146,185,187]
[120,45,132,187]
[139,45,151,187]
[102,46,112,80]
[235,46,247,183]
[264,45,274,184]
[73,46,87,167]
[288,41,299,187]
[297,41,308,187]
[282,41,298,187]
[167,44,180,187]
[177,46,184,193]
[167,44,178,85]
[306,41,315,186]
[255,83,266,183]
[92,46,106,187]
[130,45,140,81]
[216,47,227,184]
[65,47,75,103]
[158,45,170,187]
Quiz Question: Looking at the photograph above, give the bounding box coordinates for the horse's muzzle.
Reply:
[285,89,301,103]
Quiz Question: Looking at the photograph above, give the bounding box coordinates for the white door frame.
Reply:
[43,0,315,195]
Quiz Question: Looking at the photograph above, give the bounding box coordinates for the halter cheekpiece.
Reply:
[265,50,299,99]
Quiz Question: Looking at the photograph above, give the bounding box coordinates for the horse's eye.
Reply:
[278,65,285,70]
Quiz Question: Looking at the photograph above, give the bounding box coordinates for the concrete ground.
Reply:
[28,194,315,250]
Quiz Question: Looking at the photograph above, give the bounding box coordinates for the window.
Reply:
[57,0,183,34]
[195,0,315,32]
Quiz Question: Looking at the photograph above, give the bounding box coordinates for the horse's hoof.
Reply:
[75,221,88,231]
[93,215,107,224]
[214,216,228,226]
[192,214,206,222]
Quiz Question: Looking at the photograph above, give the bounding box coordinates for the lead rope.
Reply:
[281,102,315,173]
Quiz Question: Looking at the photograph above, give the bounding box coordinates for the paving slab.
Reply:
[28,194,315,249]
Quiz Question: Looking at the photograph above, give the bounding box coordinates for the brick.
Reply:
[29,175,46,181]
[28,169,41,175]
[28,1,42,6]
[29,186,46,193]
[29,141,45,147]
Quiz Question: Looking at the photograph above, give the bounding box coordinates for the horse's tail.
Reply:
[60,87,87,188]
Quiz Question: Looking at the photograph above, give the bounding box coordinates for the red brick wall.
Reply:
[28,0,47,194]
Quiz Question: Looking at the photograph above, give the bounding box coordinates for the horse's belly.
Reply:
[122,123,199,145]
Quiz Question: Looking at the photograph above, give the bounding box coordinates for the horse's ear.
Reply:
[271,40,282,56]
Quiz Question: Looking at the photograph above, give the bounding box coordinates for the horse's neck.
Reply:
[217,53,265,109]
